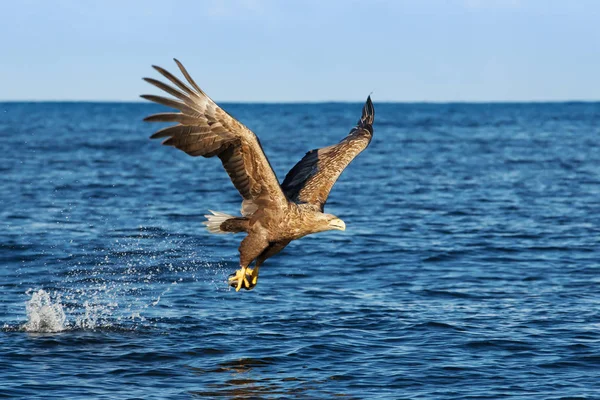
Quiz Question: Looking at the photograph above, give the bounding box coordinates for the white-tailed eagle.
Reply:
[142,60,374,291]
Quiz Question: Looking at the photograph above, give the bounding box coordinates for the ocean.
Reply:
[1,101,599,399]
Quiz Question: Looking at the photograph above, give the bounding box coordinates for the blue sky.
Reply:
[1,0,599,102]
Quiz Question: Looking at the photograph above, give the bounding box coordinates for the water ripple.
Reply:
[1,102,599,398]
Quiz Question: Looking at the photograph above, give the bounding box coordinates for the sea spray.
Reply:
[23,289,67,333]
[15,235,226,332]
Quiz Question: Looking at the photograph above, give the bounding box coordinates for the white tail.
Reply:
[203,210,235,234]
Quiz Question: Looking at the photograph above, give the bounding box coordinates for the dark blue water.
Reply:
[1,101,599,399]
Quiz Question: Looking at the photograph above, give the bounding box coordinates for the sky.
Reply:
[1,0,599,102]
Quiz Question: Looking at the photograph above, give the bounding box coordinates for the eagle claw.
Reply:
[228,268,256,291]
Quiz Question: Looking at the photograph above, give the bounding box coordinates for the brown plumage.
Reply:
[142,60,375,291]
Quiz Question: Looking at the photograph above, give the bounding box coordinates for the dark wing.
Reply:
[281,97,374,211]
[142,59,287,214]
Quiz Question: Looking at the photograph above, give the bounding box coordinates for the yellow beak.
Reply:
[330,219,346,231]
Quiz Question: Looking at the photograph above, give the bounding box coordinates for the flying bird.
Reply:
[142,60,374,291]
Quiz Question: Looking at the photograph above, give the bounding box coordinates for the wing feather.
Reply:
[143,78,190,103]
[143,112,200,125]
[281,97,374,210]
[142,60,287,214]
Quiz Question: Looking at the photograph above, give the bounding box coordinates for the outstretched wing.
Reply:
[142,59,287,214]
[281,97,374,211]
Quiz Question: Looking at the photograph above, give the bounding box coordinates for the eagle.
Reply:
[142,60,374,291]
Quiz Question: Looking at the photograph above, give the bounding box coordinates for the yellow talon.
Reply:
[236,266,247,291]
[228,267,252,291]
[228,266,260,291]
[251,265,260,285]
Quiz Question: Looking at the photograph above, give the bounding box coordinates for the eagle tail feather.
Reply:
[203,210,248,234]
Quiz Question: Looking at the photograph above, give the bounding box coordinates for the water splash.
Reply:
[22,289,67,333]
[75,300,113,330]
[13,233,229,333]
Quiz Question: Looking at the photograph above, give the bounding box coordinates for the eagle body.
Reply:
[143,60,374,291]
[219,203,343,240]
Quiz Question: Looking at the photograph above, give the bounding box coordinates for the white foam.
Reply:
[23,289,67,333]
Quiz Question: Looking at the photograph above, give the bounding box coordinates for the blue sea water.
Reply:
[0,101,599,399]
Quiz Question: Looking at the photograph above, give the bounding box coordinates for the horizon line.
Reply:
[1,99,599,105]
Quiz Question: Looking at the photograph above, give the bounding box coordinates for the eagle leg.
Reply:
[228,235,269,291]
[231,240,290,290]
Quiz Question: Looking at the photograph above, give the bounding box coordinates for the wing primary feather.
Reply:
[143,113,199,125]
[152,65,198,98]
[143,78,190,104]
[140,94,198,116]
[173,59,207,96]
[358,96,374,132]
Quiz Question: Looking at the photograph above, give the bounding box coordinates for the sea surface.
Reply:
[0,101,599,399]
